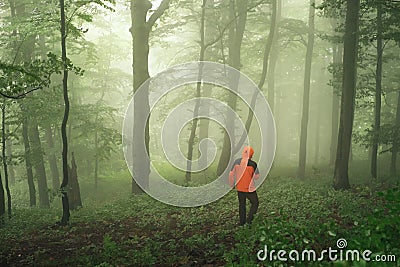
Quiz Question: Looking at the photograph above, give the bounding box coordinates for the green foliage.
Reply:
[0,58,53,99]
[0,52,84,100]
[1,174,398,266]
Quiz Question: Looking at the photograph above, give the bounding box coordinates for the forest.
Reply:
[0,0,399,266]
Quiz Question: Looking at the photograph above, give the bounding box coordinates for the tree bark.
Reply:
[230,0,277,160]
[2,102,11,218]
[390,90,400,177]
[45,126,60,190]
[314,100,321,165]
[371,2,383,179]
[68,153,82,210]
[297,0,315,180]
[333,0,360,190]
[186,0,207,183]
[130,0,170,193]
[330,43,342,166]
[130,0,152,193]
[0,172,4,225]
[29,121,50,208]
[5,125,15,185]
[94,118,99,188]
[266,0,281,114]
[216,0,248,176]
[21,116,36,206]
[198,0,217,170]
[59,0,70,225]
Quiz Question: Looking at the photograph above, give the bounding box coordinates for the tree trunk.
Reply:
[390,90,400,177]
[68,153,82,210]
[371,2,383,179]
[5,125,15,185]
[314,100,321,165]
[230,0,277,161]
[130,0,170,193]
[45,126,60,190]
[198,89,212,170]
[11,0,37,207]
[130,0,152,193]
[29,121,50,208]
[21,117,36,206]
[0,172,4,225]
[330,43,342,166]
[2,102,11,218]
[186,0,207,183]
[198,0,216,171]
[217,0,248,176]
[297,0,315,180]
[266,0,281,114]
[59,0,70,225]
[94,123,99,189]
[333,0,360,190]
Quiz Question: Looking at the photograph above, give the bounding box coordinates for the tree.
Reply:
[0,171,4,225]
[370,1,383,179]
[198,0,218,171]
[68,152,82,210]
[45,125,60,190]
[216,0,248,176]
[330,40,342,166]
[59,0,70,225]
[266,0,282,114]
[29,119,50,208]
[1,101,12,218]
[21,114,36,207]
[333,0,360,190]
[390,90,400,177]
[185,0,207,183]
[297,0,315,180]
[5,125,15,186]
[225,0,278,165]
[56,0,109,225]
[130,0,170,193]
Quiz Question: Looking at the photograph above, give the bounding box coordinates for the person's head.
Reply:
[242,146,254,159]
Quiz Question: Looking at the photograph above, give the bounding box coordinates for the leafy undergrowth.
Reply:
[0,175,399,266]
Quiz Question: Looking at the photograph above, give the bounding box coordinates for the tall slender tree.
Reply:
[297,0,315,180]
[1,101,11,218]
[45,126,60,190]
[371,1,383,179]
[333,0,360,190]
[5,129,15,186]
[185,0,207,183]
[59,0,70,225]
[0,171,4,225]
[266,0,281,114]
[29,120,50,208]
[21,116,36,206]
[130,0,170,193]
[229,0,278,160]
[198,0,218,171]
[390,90,400,177]
[330,42,342,166]
[216,0,248,176]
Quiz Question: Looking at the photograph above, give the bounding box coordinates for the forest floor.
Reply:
[0,168,399,266]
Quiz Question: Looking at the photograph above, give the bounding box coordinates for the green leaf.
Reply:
[328,230,336,237]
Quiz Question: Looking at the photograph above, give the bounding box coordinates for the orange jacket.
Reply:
[229,146,260,192]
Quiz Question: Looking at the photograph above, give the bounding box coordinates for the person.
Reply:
[229,146,260,226]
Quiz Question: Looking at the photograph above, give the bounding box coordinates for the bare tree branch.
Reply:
[147,0,171,28]
[0,86,43,99]
[204,0,265,49]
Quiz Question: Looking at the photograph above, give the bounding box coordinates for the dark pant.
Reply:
[238,191,259,225]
